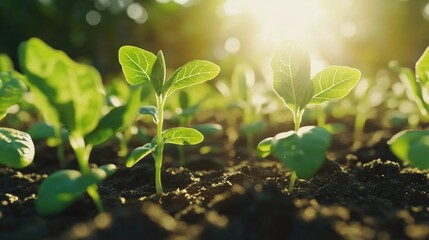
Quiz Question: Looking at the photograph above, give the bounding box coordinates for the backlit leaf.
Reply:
[0,54,14,71]
[119,46,156,85]
[150,51,166,95]
[271,41,313,114]
[416,47,429,86]
[163,127,203,145]
[309,66,361,105]
[163,60,220,96]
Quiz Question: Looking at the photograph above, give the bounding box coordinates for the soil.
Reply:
[1,127,429,240]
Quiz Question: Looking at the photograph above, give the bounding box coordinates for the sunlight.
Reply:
[245,0,327,45]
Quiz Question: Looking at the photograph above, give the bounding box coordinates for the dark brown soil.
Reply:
[1,130,429,240]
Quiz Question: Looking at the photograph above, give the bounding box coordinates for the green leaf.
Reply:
[0,54,14,71]
[271,41,313,114]
[416,47,429,86]
[163,60,220,96]
[150,51,166,95]
[163,127,203,145]
[309,66,361,105]
[19,38,104,136]
[118,46,157,85]
[125,143,154,167]
[85,86,142,146]
[0,72,26,120]
[194,123,223,136]
[256,137,273,158]
[0,127,35,169]
[388,130,429,169]
[35,166,116,216]
[390,61,429,116]
[271,126,331,179]
[139,105,159,123]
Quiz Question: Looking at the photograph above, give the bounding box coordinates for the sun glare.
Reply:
[246,0,327,45]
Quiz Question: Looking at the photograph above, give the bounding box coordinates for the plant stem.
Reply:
[293,109,302,132]
[288,171,297,193]
[353,112,367,149]
[70,134,104,212]
[155,95,165,194]
[316,106,326,127]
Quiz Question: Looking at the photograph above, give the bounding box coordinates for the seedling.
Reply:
[257,41,361,192]
[19,38,140,215]
[119,46,220,194]
[174,90,223,165]
[388,47,429,169]
[0,65,35,169]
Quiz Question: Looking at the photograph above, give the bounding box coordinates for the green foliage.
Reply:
[0,54,14,71]
[0,72,26,120]
[19,37,104,136]
[18,38,144,214]
[119,45,219,194]
[0,127,34,169]
[388,47,429,170]
[0,68,35,169]
[388,130,429,170]
[35,164,116,216]
[270,126,331,179]
[258,41,361,192]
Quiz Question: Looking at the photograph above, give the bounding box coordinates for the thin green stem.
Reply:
[155,95,165,195]
[70,134,104,212]
[316,107,326,127]
[246,132,254,153]
[293,109,302,132]
[353,113,367,149]
[288,171,297,193]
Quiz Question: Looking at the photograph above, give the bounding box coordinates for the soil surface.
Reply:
[1,129,429,240]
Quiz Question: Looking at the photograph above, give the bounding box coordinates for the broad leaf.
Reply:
[125,143,154,167]
[0,127,35,169]
[85,86,142,146]
[139,105,159,123]
[163,60,220,96]
[388,130,429,169]
[163,127,203,145]
[271,126,331,179]
[35,165,116,215]
[118,46,157,85]
[150,51,166,95]
[416,47,429,86]
[19,38,104,136]
[256,137,273,158]
[271,42,313,114]
[0,72,26,120]
[309,66,361,105]
[0,54,14,71]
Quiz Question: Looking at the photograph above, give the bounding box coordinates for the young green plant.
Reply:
[257,42,361,192]
[19,38,140,215]
[0,59,35,169]
[174,90,223,165]
[388,47,429,169]
[119,46,220,194]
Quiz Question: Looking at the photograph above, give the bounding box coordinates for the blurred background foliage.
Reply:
[1,0,429,81]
